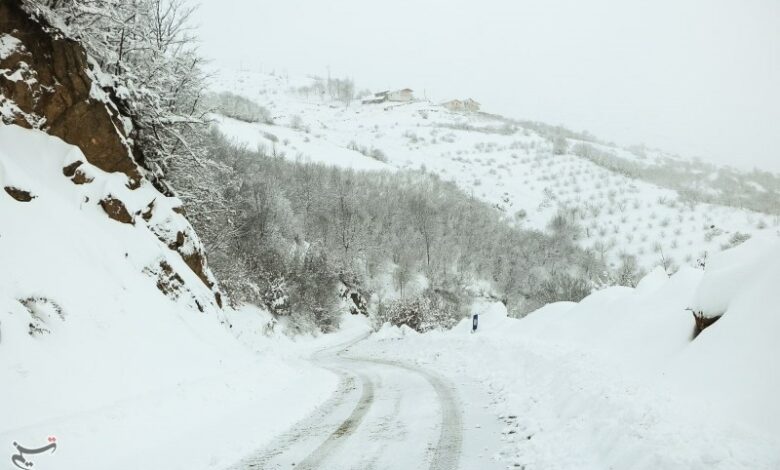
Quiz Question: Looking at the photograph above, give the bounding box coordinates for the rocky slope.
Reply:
[0,0,221,308]
[0,5,310,468]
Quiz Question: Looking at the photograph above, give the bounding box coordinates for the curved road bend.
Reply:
[228,334,504,470]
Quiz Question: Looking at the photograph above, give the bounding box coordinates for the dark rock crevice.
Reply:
[691,310,721,339]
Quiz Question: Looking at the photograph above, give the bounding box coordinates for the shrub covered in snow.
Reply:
[347,140,388,162]
[374,289,465,333]
[529,272,592,310]
[205,91,274,124]
[178,129,603,323]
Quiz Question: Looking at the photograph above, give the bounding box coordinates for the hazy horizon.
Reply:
[196,0,780,173]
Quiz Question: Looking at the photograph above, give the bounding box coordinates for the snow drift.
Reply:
[358,235,780,469]
[0,125,339,470]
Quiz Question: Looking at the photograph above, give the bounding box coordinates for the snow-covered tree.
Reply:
[31,0,208,186]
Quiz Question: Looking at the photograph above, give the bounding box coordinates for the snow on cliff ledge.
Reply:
[0,125,339,469]
[0,122,231,416]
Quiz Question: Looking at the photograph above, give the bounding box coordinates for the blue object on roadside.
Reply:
[472,314,479,333]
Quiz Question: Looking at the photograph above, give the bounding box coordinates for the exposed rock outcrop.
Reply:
[62,160,94,184]
[4,185,35,201]
[339,282,368,316]
[0,0,141,187]
[1,1,224,310]
[99,196,134,225]
[691,310,721,339]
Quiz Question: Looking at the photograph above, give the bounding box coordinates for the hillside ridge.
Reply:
[209,69,780,276]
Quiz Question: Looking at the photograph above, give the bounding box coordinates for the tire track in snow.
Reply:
[227,333,463,470]
[225,367,359,469]
[294,368,375,469]
[349,356,463,470]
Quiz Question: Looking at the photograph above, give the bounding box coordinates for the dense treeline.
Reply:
[33,0,604,333]
[171,126,603,332]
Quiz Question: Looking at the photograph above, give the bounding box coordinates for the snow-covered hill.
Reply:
[210,69,779,274]
[2,71,777,470]
[0,124,345,470]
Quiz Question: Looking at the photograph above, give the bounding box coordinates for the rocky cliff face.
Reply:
[0,0,222,308]
[0,0,142,185]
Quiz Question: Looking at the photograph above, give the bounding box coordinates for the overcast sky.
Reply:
[195,0,780,172]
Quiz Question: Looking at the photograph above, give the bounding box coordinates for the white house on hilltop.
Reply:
[388,88,414,102]
[442,99,464,112]
[362,88,415,104]
[442,98,481,113]
[464,98,481,112]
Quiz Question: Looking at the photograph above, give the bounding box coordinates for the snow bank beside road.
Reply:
[0,125,341,470]
[356,236,780,469]
[671,235,780,434]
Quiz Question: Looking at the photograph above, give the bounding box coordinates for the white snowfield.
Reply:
[354,235,780,469]
[211,69,779,272]
[0,125,338,470]
[0,124,502,470]
[2,110,779,469]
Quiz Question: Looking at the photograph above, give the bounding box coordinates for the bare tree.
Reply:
[332,176,362,262]
[408,189,439,269]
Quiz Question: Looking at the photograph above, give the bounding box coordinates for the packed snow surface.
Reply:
[3,91,779,469]
[0,125,357,470]
[354,236,780,469]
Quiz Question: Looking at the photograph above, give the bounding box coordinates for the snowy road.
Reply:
[228,334,504,470]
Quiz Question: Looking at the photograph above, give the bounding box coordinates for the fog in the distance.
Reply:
[196,0,780,172]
